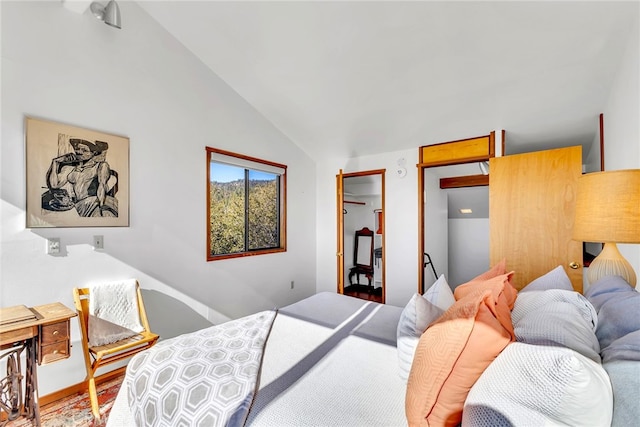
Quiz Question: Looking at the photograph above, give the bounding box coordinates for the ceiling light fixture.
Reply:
[460,208,473,214]
[90,0,122,29]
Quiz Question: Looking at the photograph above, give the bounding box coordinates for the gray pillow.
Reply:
[512,290,600,362]
[396,293,444,382]
[519,265,573,293]
[602,330,640,363]
[584,275,640,350]
[603,360,640,427]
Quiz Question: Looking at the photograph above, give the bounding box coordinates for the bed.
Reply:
[107,264,640,427]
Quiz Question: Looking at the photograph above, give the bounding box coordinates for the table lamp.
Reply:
[573,169,640,286]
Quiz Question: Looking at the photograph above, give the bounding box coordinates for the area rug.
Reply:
[8,374,124,427]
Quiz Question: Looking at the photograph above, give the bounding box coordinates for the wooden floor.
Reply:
[343,285,383,303]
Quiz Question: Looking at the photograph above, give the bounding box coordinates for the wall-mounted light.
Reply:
[479,161,489,175]
[90,0,122,29]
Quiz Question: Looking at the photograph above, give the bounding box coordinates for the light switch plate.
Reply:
[93,235,104,250]
[47,238,60,254]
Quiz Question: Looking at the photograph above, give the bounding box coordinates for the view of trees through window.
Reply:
[208,155,283,259]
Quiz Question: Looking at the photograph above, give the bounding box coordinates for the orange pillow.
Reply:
[405,272,516,427]
[454,268,518,313]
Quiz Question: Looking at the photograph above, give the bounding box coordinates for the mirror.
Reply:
[338,170,385,303]
[348,227,374,289]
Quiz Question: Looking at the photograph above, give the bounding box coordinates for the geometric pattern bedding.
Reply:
[125,310,277,427]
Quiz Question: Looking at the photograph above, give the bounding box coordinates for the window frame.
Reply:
[206,147,287,261]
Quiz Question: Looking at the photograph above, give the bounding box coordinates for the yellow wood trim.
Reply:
[336,170,344,294]
[420,135,491,167]
[380,171,386,304]
[417,163,425,294]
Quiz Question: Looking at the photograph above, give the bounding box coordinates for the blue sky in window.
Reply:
[211,163,275,183]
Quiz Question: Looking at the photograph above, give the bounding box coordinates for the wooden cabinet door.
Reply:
[489,146,583,292]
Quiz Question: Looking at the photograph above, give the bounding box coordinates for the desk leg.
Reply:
[0,341,40,427]
[24,339,40,426]
[0,348,23,425]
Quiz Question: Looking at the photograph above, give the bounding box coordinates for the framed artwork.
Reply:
[25,117,130,227]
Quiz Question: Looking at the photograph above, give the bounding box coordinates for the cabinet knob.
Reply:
[53,350,59,354]
[569,261,580,269]
[52,330,59,336]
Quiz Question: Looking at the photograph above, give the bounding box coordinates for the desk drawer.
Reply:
[39,320,71,365]
[40,341,70,364]
[41,321,69,344]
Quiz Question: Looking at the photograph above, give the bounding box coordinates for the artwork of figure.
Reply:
[26,118,129,228]
[42,134,120,217]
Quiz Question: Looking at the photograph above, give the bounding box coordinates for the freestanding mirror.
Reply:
[348,227,374,289]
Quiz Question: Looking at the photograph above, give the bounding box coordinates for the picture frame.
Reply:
[25,117,130,228]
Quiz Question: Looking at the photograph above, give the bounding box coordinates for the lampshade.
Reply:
[573,169,640,286]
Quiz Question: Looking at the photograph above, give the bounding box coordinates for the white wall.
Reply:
[316,149,418,307]
[602,16,640,284]
[448,218,490,287]
[1,1,316,394]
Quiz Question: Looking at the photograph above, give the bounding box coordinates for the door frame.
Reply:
[417,131,500,293]
[336,169,386,303]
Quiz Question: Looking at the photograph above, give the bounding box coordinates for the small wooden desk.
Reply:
[0,303,76,426]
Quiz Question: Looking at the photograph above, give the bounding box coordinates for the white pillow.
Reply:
[423,274,455,310]
[396,293,443,382]
[463,342,613,427]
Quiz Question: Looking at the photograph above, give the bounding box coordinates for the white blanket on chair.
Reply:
[88,279,144,346]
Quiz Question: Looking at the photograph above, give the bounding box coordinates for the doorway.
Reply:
[418,132,497,293]
[337,169,385,303]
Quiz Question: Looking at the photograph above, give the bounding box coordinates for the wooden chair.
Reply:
[72,282,159,420]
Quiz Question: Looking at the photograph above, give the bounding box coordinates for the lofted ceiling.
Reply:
[69,1,639,218]
[135,0,638,162]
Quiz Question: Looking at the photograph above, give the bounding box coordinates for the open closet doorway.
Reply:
[337,169,385,303]
[417,132,497,293]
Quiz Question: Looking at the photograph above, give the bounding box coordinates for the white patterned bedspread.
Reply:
[107,293,406,427]
[125,310,277,426]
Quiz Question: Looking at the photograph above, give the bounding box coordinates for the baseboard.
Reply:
[39,366,127,407]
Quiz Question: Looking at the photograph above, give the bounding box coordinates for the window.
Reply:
[206,147,286,261]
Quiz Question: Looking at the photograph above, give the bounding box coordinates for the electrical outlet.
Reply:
[93,235,104,250]
[290,280,295,289]
[47,238,60,254]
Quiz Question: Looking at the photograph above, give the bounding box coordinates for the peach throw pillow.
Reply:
[405,272,516,427]
[454,259,507,298]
